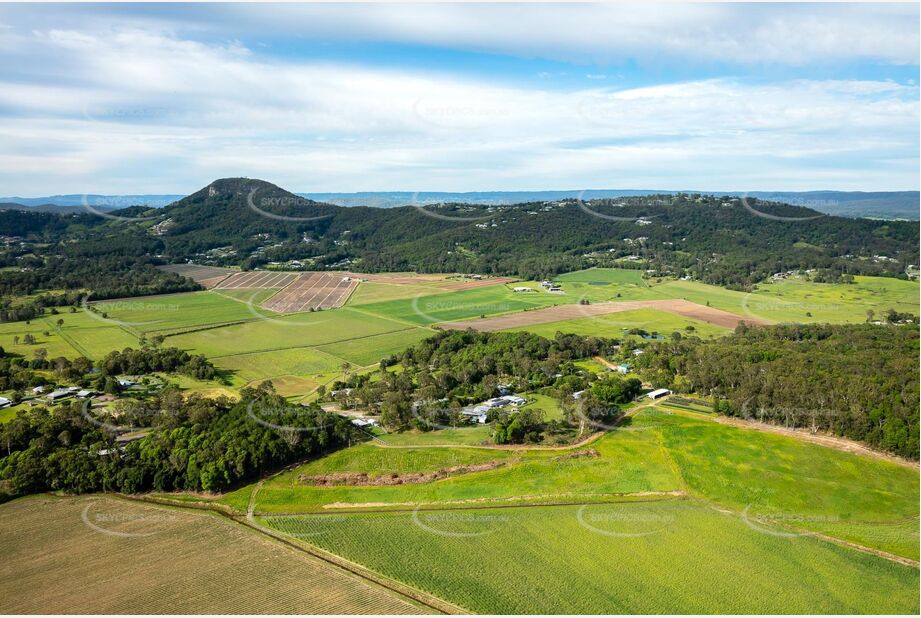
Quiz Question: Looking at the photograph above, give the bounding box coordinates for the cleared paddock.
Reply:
[156,263,234,288]
[440,299,770,331]
[261,273,359,313]
[215,271,298,289]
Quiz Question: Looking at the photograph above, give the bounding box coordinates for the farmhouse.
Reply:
[46,388,73,401]
[76,389,97,399]
[0,397,11,408]
[31,385,46,395]
[117,378,136,388]
[614,364,630,374]
[350,418,379,428]
[461,409,489,424]
[647,388,672,400]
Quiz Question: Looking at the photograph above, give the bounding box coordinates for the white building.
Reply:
[647,388,672,400]
[0,397,11,408]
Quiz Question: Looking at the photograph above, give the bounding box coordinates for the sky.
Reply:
[0,2,918,196]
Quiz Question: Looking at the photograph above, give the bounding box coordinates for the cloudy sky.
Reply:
[0,2,918,195]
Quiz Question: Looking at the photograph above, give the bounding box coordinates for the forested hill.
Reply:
[155,178,918,288]
[0,177,918,301]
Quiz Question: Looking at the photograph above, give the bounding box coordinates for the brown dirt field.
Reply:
[261,273,359,312]
[0,494,425,614]
[215,271,298,289]
[199,274,231,288]
[440,299,769,331]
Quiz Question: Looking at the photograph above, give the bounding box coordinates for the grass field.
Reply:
[166,308,415,357]
[212,347,345,383]
[314,327,435,366]
[649,275,919,324]
[94,290,274,335]
[261,499,919,614]
[0,318,82,359]
[0,494,424,614]
[224,426,679,514]
[229,405,919,558]
[503,307,729,339]
[642,407,920,559]
[347,281,444,305]
[355,285,564,326]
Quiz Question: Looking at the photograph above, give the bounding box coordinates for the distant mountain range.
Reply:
[1,189,917,220]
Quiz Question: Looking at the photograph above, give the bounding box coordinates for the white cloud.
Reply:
[0,18,917,194]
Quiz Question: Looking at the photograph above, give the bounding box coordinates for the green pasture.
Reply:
[224,428,680,514]
[642,407,920,558]
[165,308,412,357]
[262,500,919,614]
[355,285,563,326]
[212,347,345,384]
[314,327,434,366]
[503,308,729,340]
[0,318,82,359]
[93,291,273,335]
[346,281,444,305]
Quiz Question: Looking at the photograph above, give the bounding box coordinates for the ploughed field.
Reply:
[261,272,359,313]
[0,495,425,614]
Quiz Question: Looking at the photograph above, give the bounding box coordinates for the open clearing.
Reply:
[261,273,359,313]
[0,495,424,614]
[440,298,769,331]
[166,308,414,358]
[502,308,729,339]
[262,499,919,614]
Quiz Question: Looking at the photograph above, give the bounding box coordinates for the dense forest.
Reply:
[633,323,920,458]
[0,383,354,496]
[1,178,917,317]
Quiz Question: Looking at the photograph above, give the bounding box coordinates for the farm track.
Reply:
[440,298,771,331]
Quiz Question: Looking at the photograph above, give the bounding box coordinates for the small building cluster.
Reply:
[461,394,528,424]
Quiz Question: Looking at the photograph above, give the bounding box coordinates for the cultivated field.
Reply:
[261,273,358,313]
[156,263,235,287]
[219,403,921,614]
[0,495,424,614]
[215,271,298,289]
[440,298,768,331]
[262,500,918,614]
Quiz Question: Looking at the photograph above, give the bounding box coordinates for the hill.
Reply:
[156,178,918,288]
[0,177,917,302]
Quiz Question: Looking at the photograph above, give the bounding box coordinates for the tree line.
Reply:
[0,382,355,497]
[633,323,919,458]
